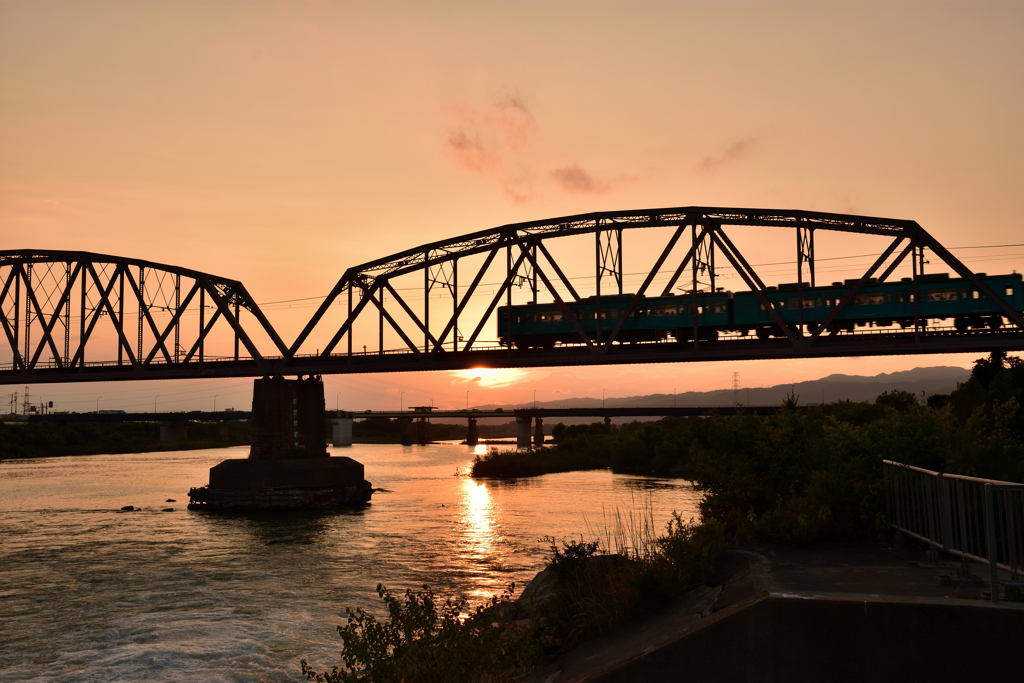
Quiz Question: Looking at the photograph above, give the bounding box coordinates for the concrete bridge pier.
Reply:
[332,418,353,447]
[534,417,544,447]
[516,415,533,449]
[217,420,230,442]
[415,417,429,445]
[160,420,188,442]
[466,418,478,446]
[400,418,413,445]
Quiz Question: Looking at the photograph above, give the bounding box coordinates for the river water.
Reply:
[0,443,701,682]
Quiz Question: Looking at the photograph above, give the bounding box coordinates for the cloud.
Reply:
[549,164,608,194]
[444,95,540,202]
[442,94,614,203]
[696,138,755,174]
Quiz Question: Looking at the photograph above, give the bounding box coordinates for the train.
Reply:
[497,272,1024,349]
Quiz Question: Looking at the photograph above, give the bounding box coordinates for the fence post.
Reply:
[938,472,952,551]
[986,483,999,603]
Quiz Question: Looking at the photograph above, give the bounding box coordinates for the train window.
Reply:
[972,290,979,300]
[802,297,814,309]
[600,309,619,319]
[712,301,727,314]
[897,292,904,303]
[960,289,967,300]
[538,311,563,322]
[885,293,892,303]
[651,305,677,316]
[854,292,885,305]
[777,299,786,309]
[1007,286,1015,297]
[927,288,958,302]
[816,297,823,307]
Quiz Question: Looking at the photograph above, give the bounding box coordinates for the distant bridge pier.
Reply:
[466,418,479,446]
[517,415,533,449]
[415,418,429,445]
[400,418,413,446]
[534,417,544,447]
[604,416,612,429]
[217,421,230,442]
[332,417,353,447]
[160,420,188,442]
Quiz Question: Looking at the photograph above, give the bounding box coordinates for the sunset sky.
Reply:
[2,0,1023,412]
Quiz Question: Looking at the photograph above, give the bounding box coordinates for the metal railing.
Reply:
[883,459,1024,602]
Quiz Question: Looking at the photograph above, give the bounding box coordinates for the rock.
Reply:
[516,568,554,615]
[165,499,176,503]
[120,505,135,511]
[162,507,174,512]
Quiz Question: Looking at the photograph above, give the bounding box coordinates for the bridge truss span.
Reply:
[3,207,1023,385]
[283,206,1024,373]
[0,250,288,383]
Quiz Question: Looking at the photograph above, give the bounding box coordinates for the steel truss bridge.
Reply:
[3,207,1023,386]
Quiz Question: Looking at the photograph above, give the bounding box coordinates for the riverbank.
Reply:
[0,420,250,458]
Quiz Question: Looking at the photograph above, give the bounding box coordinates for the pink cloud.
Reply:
[696,138,756,174]
[549,163,608,194]
[442,94,613,202]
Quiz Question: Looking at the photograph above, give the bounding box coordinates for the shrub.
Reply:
[301,583,539,683]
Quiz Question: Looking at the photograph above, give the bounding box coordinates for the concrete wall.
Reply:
[596,594,1024,682]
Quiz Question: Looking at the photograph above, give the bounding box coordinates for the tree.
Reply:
[875,390,918,413]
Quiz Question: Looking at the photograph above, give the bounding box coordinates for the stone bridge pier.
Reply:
[516,415,532,449]
[160,420,188,442]
[466,418,479,446]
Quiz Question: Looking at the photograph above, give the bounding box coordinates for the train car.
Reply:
[498,273,1022,347]
[497,292,732,349]
[731,273,1024,338]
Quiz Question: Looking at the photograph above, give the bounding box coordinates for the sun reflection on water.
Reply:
[458,478,499,598]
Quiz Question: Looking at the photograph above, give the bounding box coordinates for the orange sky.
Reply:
[2,0,1023,412]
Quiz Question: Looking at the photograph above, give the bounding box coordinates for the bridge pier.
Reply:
[415,417,429,445]
[400,418,413,446]
[217,420,230,442]
[188,376,372,511]
[160,420,188,442]
[466,418,478,446]
[332,418,353,447]
[604,416,612,429]
[534,417,544,447]
[516,415,533,449]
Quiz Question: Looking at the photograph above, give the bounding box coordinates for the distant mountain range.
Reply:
[464,365,972,426]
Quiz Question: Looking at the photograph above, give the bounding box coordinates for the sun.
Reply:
[452,367,528,388]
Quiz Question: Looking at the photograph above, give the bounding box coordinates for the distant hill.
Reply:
[464,365,972,426]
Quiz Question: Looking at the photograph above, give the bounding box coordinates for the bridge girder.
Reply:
[2,207,1023,385]
[0,250,288,382]
[285,206,1024,366]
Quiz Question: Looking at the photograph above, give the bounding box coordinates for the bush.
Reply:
[301,583,539,683]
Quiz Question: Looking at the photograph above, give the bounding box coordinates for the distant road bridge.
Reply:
[29,404,783,448]
[3,207,1023,385]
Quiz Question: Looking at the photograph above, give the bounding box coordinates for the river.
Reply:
[0,443,701,682]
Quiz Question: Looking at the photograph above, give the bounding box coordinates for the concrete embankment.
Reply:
[531,543,1024,682]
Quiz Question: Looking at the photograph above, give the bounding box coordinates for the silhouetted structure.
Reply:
[189,376,372,510]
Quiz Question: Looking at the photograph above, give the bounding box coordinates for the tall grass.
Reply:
[583,494,662,562]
